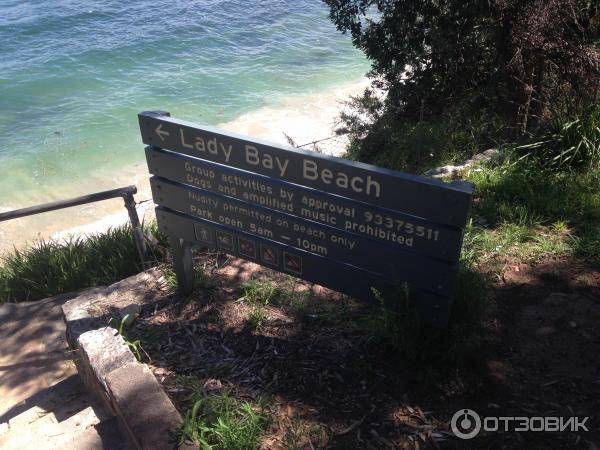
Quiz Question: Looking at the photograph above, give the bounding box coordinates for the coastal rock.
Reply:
[424,148,500,178]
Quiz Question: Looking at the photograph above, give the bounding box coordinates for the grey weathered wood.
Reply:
[156,207,454,325]
[158,206,393,295]
[151,177,459,293]
[122,191,149,269]
[168,236,194,295]
[145,147,464,262]
[139,111,473,228]
[140,110,474,325]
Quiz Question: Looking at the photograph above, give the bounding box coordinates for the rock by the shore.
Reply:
[424,148,500,178]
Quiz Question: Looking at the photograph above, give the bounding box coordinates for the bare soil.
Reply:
[134,253,600,449]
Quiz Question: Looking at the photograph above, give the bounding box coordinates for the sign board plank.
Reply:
[151,177,459,294]
[155,206,452,325]
[139,111,474,325]
[139,111,473,228]
[146,147,464,262]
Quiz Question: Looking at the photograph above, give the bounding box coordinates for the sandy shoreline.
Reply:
[0,78,369,253]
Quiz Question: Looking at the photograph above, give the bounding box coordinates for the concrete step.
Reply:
[0,292,133,449]
[0,375,129,450]
[0,413,129,450]
[0,293,80,413]
[60,417,129,450]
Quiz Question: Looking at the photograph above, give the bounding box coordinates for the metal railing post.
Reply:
[0,184,150,271]
[122,190,149,270]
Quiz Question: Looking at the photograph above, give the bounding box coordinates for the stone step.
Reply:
[0,375,129,450]
[0,415,129,450]
[59,417,130,450]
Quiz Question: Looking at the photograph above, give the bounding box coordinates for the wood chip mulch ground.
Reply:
[132,252,600,449]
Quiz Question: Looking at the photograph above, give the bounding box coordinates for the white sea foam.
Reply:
[221,78,370,153]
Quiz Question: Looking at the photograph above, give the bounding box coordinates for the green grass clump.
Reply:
[108,314,146,361]
[180,390,271,450]
[0,223,166,303]
[364,285,421,357]
[462,222,572,269]
[279,288,311,322]
[463,154,600,261]
[239,279,278,305]
[247,306,266,331]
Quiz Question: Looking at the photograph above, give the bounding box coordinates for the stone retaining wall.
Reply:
[61,268,194,450]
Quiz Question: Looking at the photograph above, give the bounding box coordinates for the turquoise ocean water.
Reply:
[0,0,368,214]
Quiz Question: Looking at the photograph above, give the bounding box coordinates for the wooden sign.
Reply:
[139,111,473,325]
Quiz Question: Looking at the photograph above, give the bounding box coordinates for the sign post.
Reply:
[139,111,473,325]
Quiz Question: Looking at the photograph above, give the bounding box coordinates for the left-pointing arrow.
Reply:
[155,124,170,141]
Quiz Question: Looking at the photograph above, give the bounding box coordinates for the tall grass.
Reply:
[518,104,600,169]
[239,279,278,305]
[0,222,167,303]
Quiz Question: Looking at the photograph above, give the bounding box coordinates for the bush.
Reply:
[346,120,473,173]
[340,89,508,173]
[326,0,599,169]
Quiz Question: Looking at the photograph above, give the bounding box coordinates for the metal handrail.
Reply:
[0,185,148,268]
